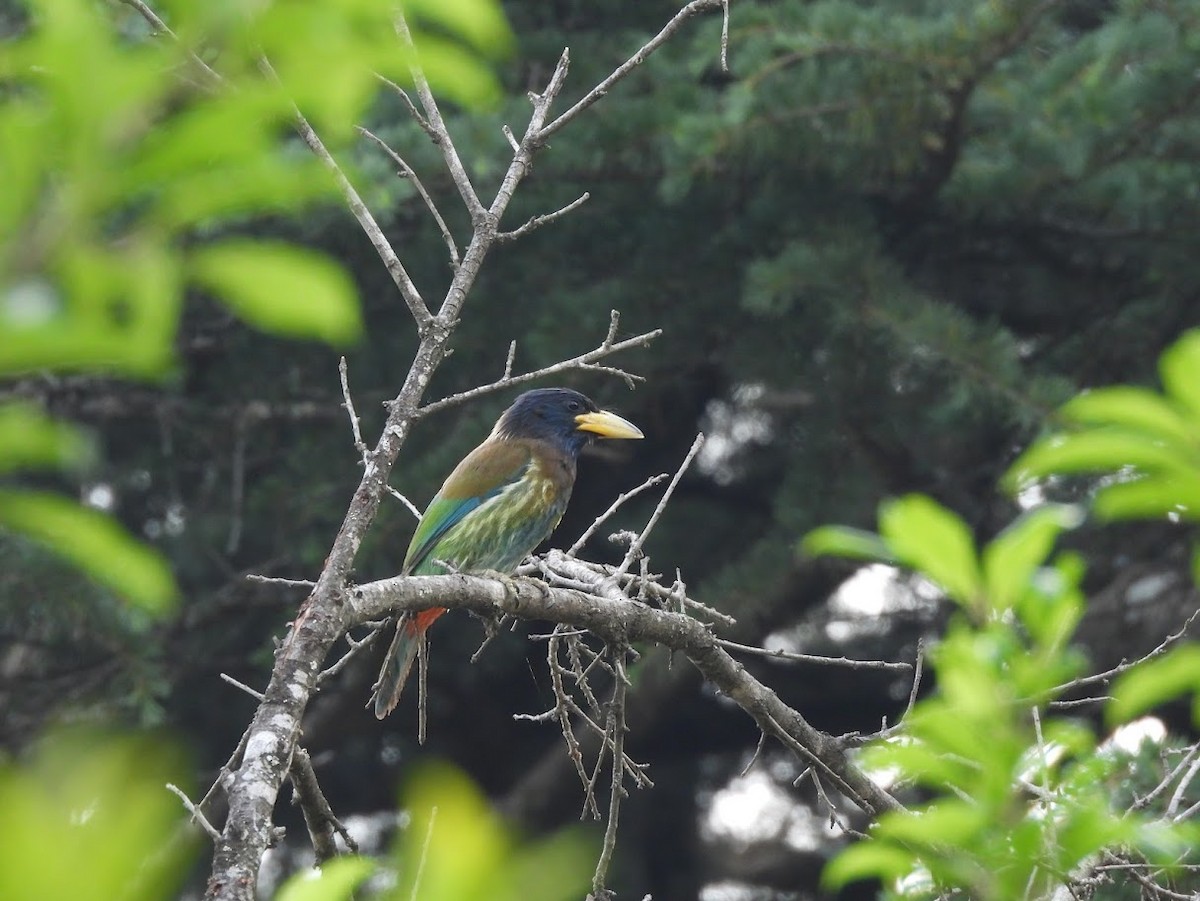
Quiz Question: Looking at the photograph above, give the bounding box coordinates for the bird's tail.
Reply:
[372,607,446,719]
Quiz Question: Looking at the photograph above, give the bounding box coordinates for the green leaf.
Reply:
[1006,431,1193,491]
[799,525,894,562]
[1061,386,1195,449]
[874,800,988,847]
[0,403,94,475]
[879,494,982,607]
[275,857,374,901]
[821,840,915,889]
[1159,329,1200,419]
[1108,646,1200,725]
[981,504,1081,612]
[0,489,177,613]
[0,729,196,901]
[1092,473,1200,521]
[189,240,362,345]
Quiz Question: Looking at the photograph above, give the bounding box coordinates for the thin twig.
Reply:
[387,485,423,521]
[592,647,631,897]
[339,357,368,459]
[417,631,429,745]
[501,124,520,153]
[318,625,386,683]
[716,637,913,672]
[613,434,705,580]
[503,340,517,379]
[375,73,434,138]
[1134,741,1200,812]
[419,323,661,416]
[246,574,316,588]
[1166,753,1200,818]
[409,807,437,901]
[290,747,359,860]
[358,127,460,268]
[221,673,265,701]
[569,473,670,555]
[496,193,591,243]
[259,54,431,330]
[1051,606,1200,697]
[167,783,221,841]
[541,0,725,141]
[120,0,225,86]
[198,724,252,813]
[547,632,600,816]
[719,0,730,73]
[394,14,485,221]
[741,733,768,777]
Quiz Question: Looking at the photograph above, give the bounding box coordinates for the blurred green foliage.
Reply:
[0,728,197,901]
[807,329,1200,896]
[0,0,511,610]
[0,733,588,901]
[809,499,1196,897]
[275,762,594,901]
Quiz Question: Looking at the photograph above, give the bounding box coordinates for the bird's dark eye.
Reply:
[567,401,581,412]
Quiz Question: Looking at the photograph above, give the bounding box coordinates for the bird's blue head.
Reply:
[492,388,643,457]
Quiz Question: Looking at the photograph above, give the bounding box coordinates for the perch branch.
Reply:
[350,563,902,818]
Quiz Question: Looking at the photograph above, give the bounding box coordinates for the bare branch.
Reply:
[289,107,433,331]
[419,321,661,416]
[386,485,423,521]
[289,747,358,861]
[613,434,705,580]
[496,192,591,243]
[339,357,368,459]
[592,648,631,897]
[120,0,225,87]
[351,566,902,818]
[375,73,435,139]
[246,574,316,588]
[719,0,730,73]
[318,625,385,684]
[167,783,222,841]
[716,637,913,672]
[568,472,670,555]
[503,340,517,379]
[540,0,725,141]
[1134,741,1200,813]
[358,127,461,268]
[221,673,265,701]
[1050,606,1200,697]
[502,124,520,153]
[394,14,486,221]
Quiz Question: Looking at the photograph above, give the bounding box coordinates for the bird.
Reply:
[372,387,643,719]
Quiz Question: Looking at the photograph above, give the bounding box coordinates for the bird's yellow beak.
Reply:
[575,410,643,440]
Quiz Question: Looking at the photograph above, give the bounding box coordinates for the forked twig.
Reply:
[569,472,670,555]
[419,318,660,417]
[358,126,461,267]
[167,783,221,841]
[613,434,705,580]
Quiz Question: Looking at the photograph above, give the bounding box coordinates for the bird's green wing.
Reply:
[402,440,533,574]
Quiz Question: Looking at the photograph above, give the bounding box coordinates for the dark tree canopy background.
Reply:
[4,1,1200,898]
